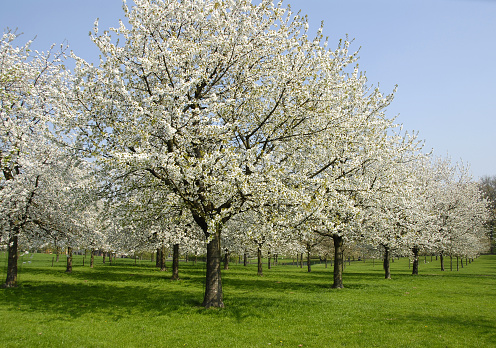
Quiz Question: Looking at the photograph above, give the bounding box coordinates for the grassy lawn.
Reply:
[1,252,495,347]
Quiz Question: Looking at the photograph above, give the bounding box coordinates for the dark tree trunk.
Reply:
[160,245,167,272]
[383,245,391,279]
[457,257,459,271]
[223,249,230,270]
[307,249,311,273]
[450,256,453,271]
[202,227,224,308]
[156,248,161,267]
[268,251,271,270]
[3,234,18,288]
[412,247,419,275]
[440,254,445,271]
[171,243,179,280]
[300,253,303,268]
[324,257,328,268]
[102,251,106,264]
[332,235,344,288]
[66,247,73,273]
[243,251,248,266]
[90,249,95,268]
[257,246,263,276]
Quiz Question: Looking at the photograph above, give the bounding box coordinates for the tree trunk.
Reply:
[171,243,179,280]
[160,245,167,272]
[383,245,391,279]
[66,247,73,273]
[440,254,445,271]
[243,251,248,266]
[450,256,453,271]
[268,251,271,270]
[307,249,311,273]
[90,249,95,268]
[102,251,106,264]
[156,248,161,268]
[202,227,224,308]
[3,234,18,288]
[257,246,263,276]
[300,253,303,268]
[332,235,344,289]
[412,247,419,275]
[457,256,459,271]
[223,249,230,270]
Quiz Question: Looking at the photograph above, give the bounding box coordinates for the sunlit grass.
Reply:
[1,252,495,347]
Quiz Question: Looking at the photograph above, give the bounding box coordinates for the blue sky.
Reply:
[1,0,495,179]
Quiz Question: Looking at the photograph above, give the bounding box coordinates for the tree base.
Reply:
[1,282,17,288]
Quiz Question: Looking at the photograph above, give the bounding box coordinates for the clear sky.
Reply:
[1,0,495,179]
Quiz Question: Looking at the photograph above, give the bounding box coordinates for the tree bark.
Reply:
[202,227,224,308]
[243,251,248,266]
[3,233,19,288]
[332,235,344,288]
[383,245,391,279]
[156,248,161,268]
[160,245,167,272]
[440,254,445,271]
[171,243,179,280]
[257,246,263,276]
[268,251,271,270]
[300,253,303,268]
[412,247,419,275]
[307,249,311,273]
[102,251,106,264]
[90,249,95,268]
[223,249,230,270]
[66,247,73,273]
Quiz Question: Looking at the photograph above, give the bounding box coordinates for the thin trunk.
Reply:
[324,257,328,269]
[102,251,106,264]
[156,248,161,268]
[3,234,18,288]
[307,249,311,273]
[202,227,224,308]
[457,256,459,271]
[440,254,445,271]
[171,243,179,280]
[383,245,391,279]
[243,251,248,266]
[412,247,419,275]
[257,246,263,276]
[267,251,271,270]
[160,245,167,272]
[223,249,230,270]
[66,247,73,273]
[450,256,453,271]
[90,249,95,268]
[300,253,303,268]
[332,235,344,289]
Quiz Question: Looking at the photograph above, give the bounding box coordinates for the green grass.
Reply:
[1,252,495,347]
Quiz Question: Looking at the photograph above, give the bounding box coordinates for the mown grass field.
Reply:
[1,252,495,347]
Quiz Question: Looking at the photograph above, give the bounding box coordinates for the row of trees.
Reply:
[1,0,491,308]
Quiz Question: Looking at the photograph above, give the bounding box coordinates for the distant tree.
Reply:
[479,176,496,254]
